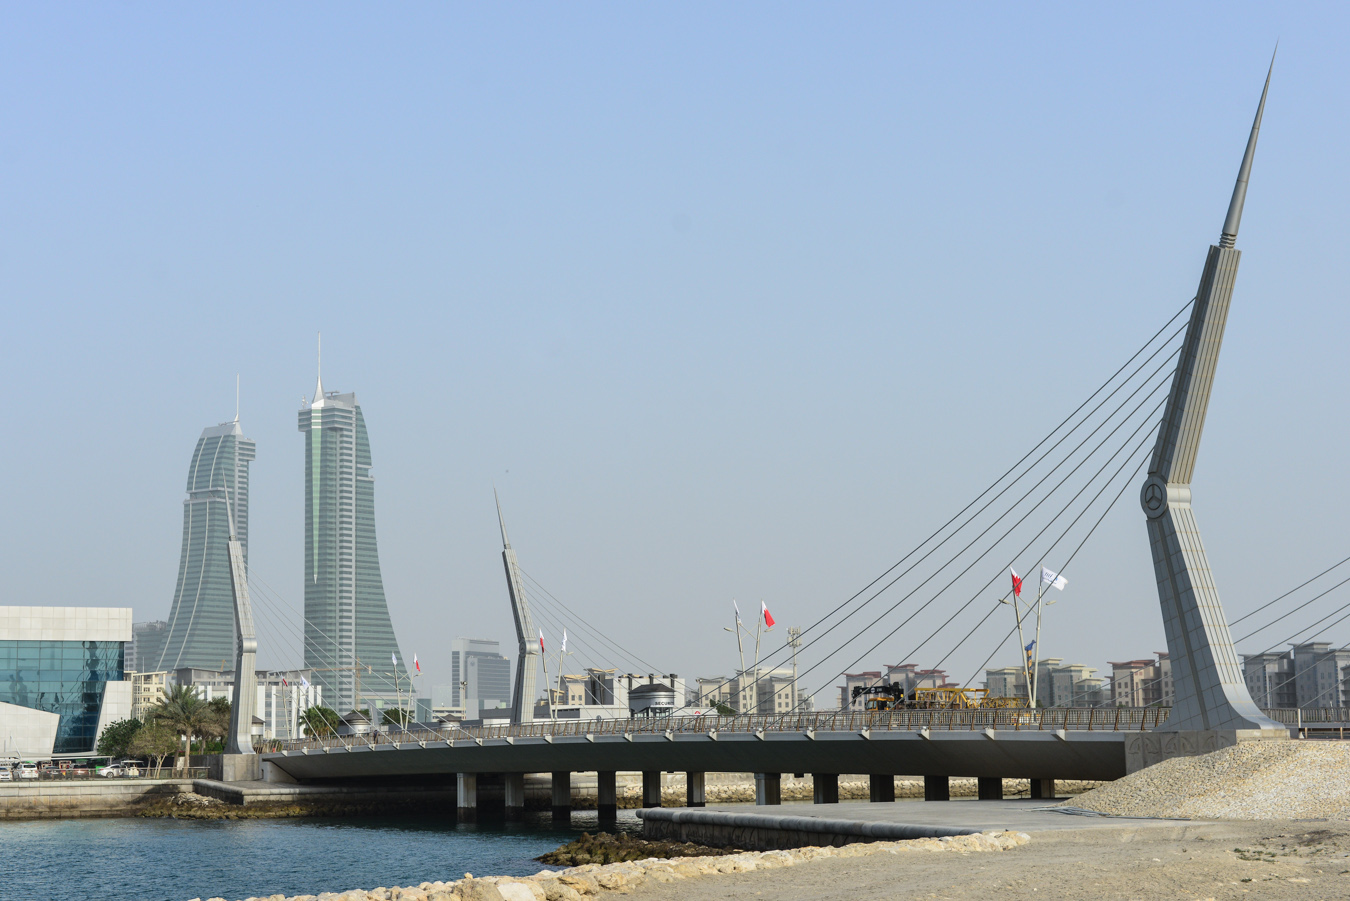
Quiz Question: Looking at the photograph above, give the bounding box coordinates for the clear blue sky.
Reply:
[2,4,1347,700]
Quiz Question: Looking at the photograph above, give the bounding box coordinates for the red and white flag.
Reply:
[539,630,545,652]
[1010,567,1023,599]
[761,601,775,628]
[413,654,421,674]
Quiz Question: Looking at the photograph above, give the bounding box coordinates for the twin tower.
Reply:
[148,376,407,716]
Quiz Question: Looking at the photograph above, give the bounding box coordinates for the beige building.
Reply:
[128,671,168,720]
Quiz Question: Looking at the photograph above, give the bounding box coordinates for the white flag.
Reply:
[560,629,567,653]
[1040,566,1068,591]
[733,599,742,623]
[392,652,398,667]
[301,676,310,688]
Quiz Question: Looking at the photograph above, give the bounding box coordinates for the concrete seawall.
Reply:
[0,780,191,819]
[638,807,980,851]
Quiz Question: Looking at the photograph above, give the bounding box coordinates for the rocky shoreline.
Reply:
[136,791,454,820]
[185,829,1031,901]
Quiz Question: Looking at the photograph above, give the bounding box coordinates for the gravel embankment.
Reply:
[1064,741,1350,819]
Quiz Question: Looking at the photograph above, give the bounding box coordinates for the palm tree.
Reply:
[301,705,340,738]
[148,684,213,772]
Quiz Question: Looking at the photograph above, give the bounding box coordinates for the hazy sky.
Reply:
[3,4,1348,702]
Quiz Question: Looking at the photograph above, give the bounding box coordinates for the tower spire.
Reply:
[1220,47,1276,247]
[495,486,511,548]
[234,373,240,424]
[314,331,324,402]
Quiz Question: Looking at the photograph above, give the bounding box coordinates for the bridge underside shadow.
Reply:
[264,729,1127,785]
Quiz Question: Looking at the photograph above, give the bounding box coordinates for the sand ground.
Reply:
[628,820,1350,900]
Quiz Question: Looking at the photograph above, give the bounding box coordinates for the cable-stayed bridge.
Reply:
[235,57,1350,811]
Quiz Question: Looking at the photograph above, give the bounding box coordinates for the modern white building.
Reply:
[173,667,322,739]
[0,606,133,758]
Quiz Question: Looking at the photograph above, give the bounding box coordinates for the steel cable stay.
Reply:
[956,448,1155,692]
[699,333,1185,711]
[779,370,1172,708]
[517,567,663,675]
[793,394,1165,718]
[1229,553,1350,627]
[245,569,403,698]
[525,590,617,679]
[687,303,1192,708]
[1076,571,1350,709]
[1233,573,1350,644]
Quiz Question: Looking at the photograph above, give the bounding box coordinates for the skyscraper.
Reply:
[298,369,407,715]
[155,419,255,672]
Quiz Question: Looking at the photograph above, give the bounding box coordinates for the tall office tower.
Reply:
[449,638,512,719]
[298,370,407,715]
[156,419,256,672]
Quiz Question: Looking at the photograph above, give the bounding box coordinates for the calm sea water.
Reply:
[0,810,642,901]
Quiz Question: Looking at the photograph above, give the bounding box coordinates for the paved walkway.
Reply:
[700,797,1199,833]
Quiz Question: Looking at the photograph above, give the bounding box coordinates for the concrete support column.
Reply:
[504,773,526,821]
[686,772,706,808]
[596,770,618,822]
[923,775,950,802]
[813,773,839,804]
[755,772,782,806]
[457,773,478,822]
[642,770,663,808]
[977,777,1003,801]
[551,771,572,821]
[1029,778,1055,800]
[869,774,895,803]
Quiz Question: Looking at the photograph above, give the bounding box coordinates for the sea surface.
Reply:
[0,810,642,901]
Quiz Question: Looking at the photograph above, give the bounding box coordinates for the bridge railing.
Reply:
[264,706,1350,753]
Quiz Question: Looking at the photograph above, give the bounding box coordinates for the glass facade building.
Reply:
[0,640,124,753]
[155,420,255,672]
[299,379,407,714]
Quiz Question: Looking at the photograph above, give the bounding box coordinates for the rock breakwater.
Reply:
[185,830,1030,901]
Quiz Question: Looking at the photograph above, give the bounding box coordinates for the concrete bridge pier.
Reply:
[1029,778,1055,800]
[551,771,571,821]
[977,777,1003,801]
[869,774,895,803]
[457,773,478,822]
[597,770,618,822]
[923,775,950,802]
[642,771,662,808]
[686,771,706,807]
[755,772,782,806]
[813,773,839,804]
[504,772,526,821]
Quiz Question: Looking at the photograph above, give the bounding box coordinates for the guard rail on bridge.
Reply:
[260,706,1350,754]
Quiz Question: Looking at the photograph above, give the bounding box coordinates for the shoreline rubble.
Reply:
[185,829,1031,901]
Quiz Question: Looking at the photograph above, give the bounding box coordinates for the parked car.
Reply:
[95,765,124,777]
[18,763,39,780]
[0,766,12,782]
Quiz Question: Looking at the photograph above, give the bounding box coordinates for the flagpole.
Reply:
[540,635,554,721]
[1032,582,1045,707]
[1007,571,1033,706]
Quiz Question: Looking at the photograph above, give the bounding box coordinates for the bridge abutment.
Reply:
[813,773,839,804]
[551,771,571,821]
[869,774,895,803]
[457,773,478,822]
[686,771,706,807]
[597,770,617,822]
[755,772,781,806]
[977,777,1003,801]
[504,772,525,821]
[642,771,662,808]
[923,775,950,802]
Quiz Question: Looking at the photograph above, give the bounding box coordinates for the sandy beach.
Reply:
[626,819,1350,901]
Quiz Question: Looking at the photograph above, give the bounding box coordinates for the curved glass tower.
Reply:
[299,375,407,715]
[156,419,255,672]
